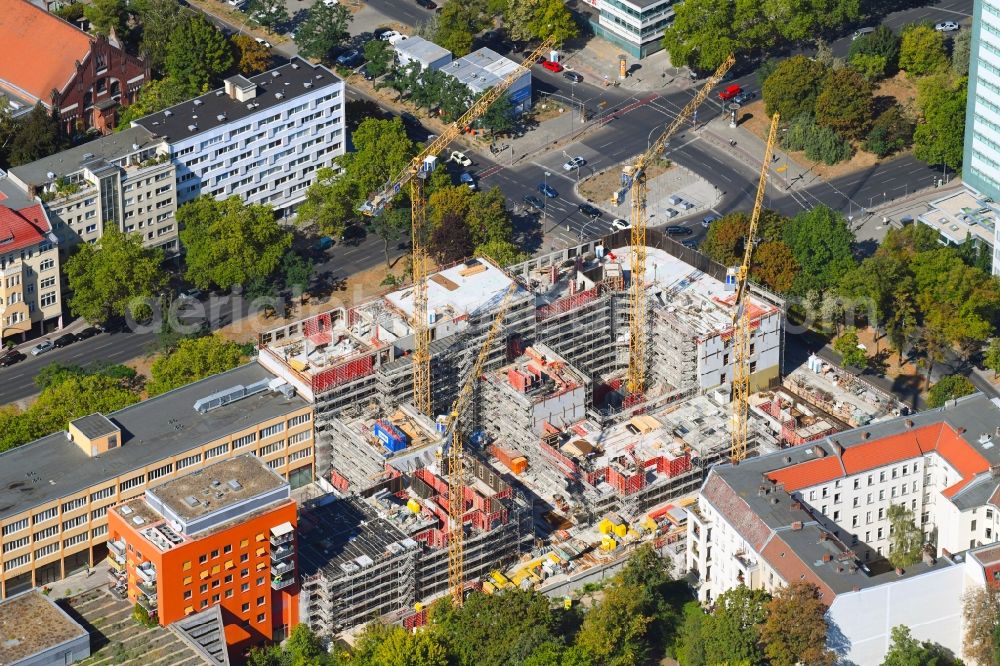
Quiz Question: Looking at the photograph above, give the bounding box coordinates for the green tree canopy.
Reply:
[296,1,352,61]
[899,24,949,76]
[353,624,448,666]
[782,205,856,295]
[763,56,829,119]
[701,586,770,665]
[574,581,654,666]
[147,335,247,397]
[9,104,63,166]
[913,73,967,171]
[363,39,394,78]
[247,0,289,32]
[64,227,167,324]
[926,374,976,408]
[887,504,925,569]
[132,0,183,70]
[177,196,291,291]
[952,29,972,77]
[833,326,868,369]
[752,241,800,294]
[985,339,1000,377]
[529,0,579,47]
[232,34,273,75]
[165,14,233,92]
[882,625,962,666]
[815,68,874,139]
[760,582,836,666]
[83,0,129,37]
[435,3,478,56]
[848,25,900,80]
[117,77,193,129]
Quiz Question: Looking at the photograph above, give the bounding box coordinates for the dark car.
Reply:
[523,195,543,210]
[0,350,24,367]
[373,27,393,40]
[538,182,558,198]
[53,333,77,348]
[563,71,583,83]
[578,203,602,218]
[682,239,699,249]
[666,225,693,236]
[360,65,375,81]
[733,91,756,105]
[416,0,437,8]
[75,326,101,341]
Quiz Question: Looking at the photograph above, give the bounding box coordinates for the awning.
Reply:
[270,522,294,537]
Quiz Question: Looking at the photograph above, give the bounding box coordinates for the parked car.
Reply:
[563,71,583,83]
[0,350,24,367]
[360,65,375,80]
[459,172,477,190]
[523,195,544,210]
[30,340,53,356]
[75,326,101,341]
[255,37,271,48]
[702,213,720,228]
[336,49,363,67]
[718,84,742,101]
[663,208,679,218]
[733,91,755,105]
[416,0,438,8]
[578,203,602,218]
[852,26,875,39]
[935,21,959,31]
[666,225,693,236]
[449,151,472,167]
[373,27,394,40]
[387,33,408,45]
[682,239,699,249]
[541,60,564,73]
[315,236,334,251]
[178,289,204,301]
[53,333,77,348]
[611,218,631,231]
[562,156,586,171]
[538,182,558,198]
[379,30,403,42]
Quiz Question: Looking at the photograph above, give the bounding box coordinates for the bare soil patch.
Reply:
[578,160,672,202]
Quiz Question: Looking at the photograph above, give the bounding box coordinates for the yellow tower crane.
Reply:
[361,37,556,418]
[612,55,735,396]
[440,282,519,605]
[730,112,780,463]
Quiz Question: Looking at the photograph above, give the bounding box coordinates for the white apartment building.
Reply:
[963,0,1000,274]
[580,0,677,58]
[687,393,1000,664]
[6,127,178,254]
[0,202,62,342]
[133,57,345,218]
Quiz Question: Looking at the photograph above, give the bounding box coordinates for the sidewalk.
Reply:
[41,559,109,600]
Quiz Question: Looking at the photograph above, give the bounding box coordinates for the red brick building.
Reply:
[0,0,148,134]
[107,455,298,658]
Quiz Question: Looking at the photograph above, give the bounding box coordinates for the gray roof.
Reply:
[8,125,159,187]
[439,47,527,94]
[70,413,119,439]
[702,392,1000,596]
[172,605,230,665]
[0,363,308,521]
[394,36,451,65]
[134,57,341,144]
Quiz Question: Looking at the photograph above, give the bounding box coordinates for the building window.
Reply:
[2,518,28,536]
[184,590,192,600]
[200,583,208,593]
[233,433,257,449]
[212,594,220,603]
[288,413,311,428]
[225,589,233,598]
[149,463,173,480]
[289,431,311,446]
[91,486,114,502]
[39,258,54,271]
[33,507,58,525]
[257,613,266,623]
[34,525,58,541]
[851,515,859,527]
[241,553,249,563]
[199,554,208,564]
[205,443,229,459]
[4,554,30,571]
[62,515,87,531]
[177,453,203,470]
[877,528,884,539]
[211,549,219,559]
[35,543,59,559]
[242,602,250,613]
[92,524,108,538]
[39,276,56,289]
[224,573,233,583]
[241,568,249,578]
[260,423,285,439]
[3,536,30,553]
[119,475,145,492]
[91,506,108,520]
[242,582,249,592]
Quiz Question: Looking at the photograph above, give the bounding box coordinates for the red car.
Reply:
[718,84,742,101]
[541,59,564,73]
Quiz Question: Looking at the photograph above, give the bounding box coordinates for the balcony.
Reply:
[272,576,296,591]
[137,592,157,613]
[108,540,126,564]
[138,579,157,597]
[272,560,294,578]
[270,545,295,563]
[135,561,156,585]
[270,527,294,547]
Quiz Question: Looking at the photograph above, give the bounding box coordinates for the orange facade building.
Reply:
[107,454,298,657]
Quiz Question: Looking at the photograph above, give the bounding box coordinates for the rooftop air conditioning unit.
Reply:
[187,124,198,131]
[275,93,284,99]
[304,82,312,88]
[217,114,226,121]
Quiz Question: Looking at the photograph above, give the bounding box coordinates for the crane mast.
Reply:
[441,283,518,605]
[361,36,556,421]
[730,112,780,463]
[620,54,735,396]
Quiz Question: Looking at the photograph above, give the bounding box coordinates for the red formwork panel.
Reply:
[403,608,429,630]
[541,440,579,477]
[310,354,375,393]
[329,469,350,492]
[303,312,333,346]
[415,468,450,497]
[537,286,601,321]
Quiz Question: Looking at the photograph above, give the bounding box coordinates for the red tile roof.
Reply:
[766,423,992,499]
[760,534,836,602]
[701,472,774,551]
[0,0,93,104]
[0,204,51,253]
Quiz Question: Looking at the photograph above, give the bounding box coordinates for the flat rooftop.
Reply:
[395,36,451,64]
[385,257,518,320]
[0,363,309,522]
[440,47,527,93]
[147,454,287,521]
[0,590,87,664]
[918,189,997,247]
[134,57,341,144]
[8,125,159,187]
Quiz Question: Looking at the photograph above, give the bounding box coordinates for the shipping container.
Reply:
[374,420,409,452]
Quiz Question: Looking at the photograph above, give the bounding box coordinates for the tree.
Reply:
[701,586,770,665]
[833,327,868,369]
[368,205,410,268]
[529,0,579,47]
[575,582,654,666]
[848,26,900,80]
[364,39,394,78]
[281,251,314,297]
[116,77,193,129]
[815,68,874,139]
[952,29,972,77]
[782,206,855,296]
[248,624,339,666]
[132,0,182,70]
[476,239,527,266]
[430,211,475,264]
[926,374,976,408]
[781,114,854,165]
[985,339,1000,378]
[148,335,247,396]
[761,583,835,666]
[9,104,62,166]
[479,94,516,137]
[247,0,289,32]
[30,373,140,437]
[763,56,830,120]
[882,625,961,666]
[296,1,352,61]
[864,105,915,157]
[886,504,924,569]
[435,3,477,57]
[899,24,948,76]
[166,14,233,92]
[467,186,514,246]
[752,241,799,294]
[64,227,167,324]
[178,196,291,291]
[296,167,354,239]
[964,587,1000,666]
[353,624,449,666]
[505,0,538,42]
[913,74,967,171]
[84,0,129,37]
[231,34,272,75]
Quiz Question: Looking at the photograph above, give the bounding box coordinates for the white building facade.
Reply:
[134,58,345,218]
[582,0,677,58]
